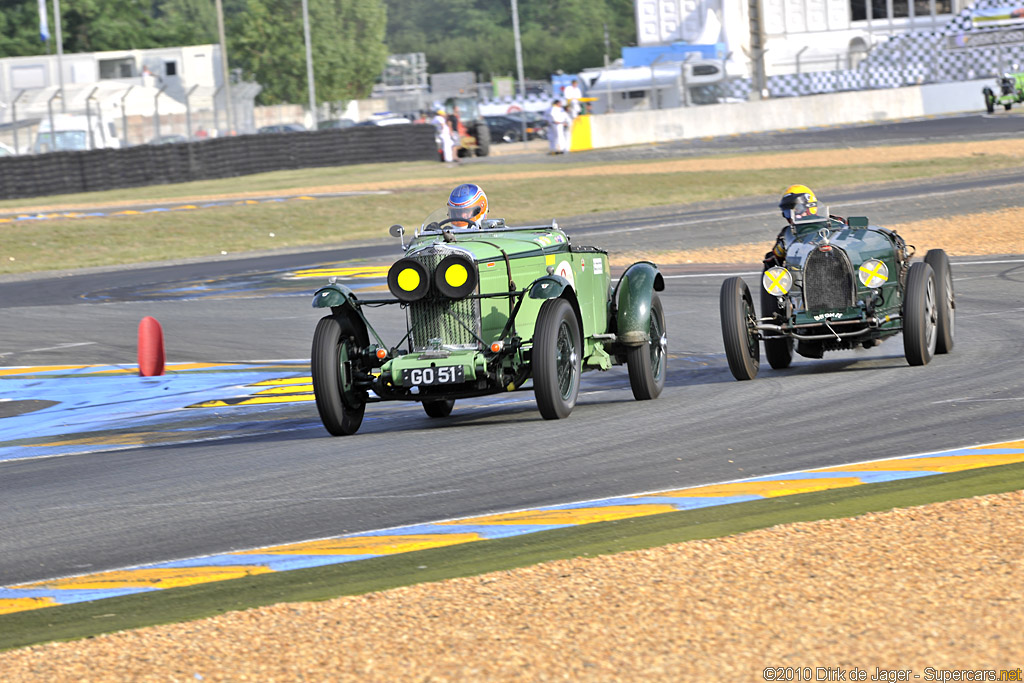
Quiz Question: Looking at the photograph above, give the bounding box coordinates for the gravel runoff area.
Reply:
[2,143,1022,678]
[1,491,1022,680]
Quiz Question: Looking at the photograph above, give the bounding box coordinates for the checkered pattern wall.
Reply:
[722,0,1024,99]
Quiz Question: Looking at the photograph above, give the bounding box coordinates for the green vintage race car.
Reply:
[309,208,667,435]
[983,71,1024,113]
[719,213,954,380]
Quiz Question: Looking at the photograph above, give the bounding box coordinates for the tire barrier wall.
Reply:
[0,124,438,201]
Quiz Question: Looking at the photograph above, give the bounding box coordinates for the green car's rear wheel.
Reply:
[311,313,368,436]
[720,277,760,381]
[533,298,582,420]
[903,262,937,366]
[626,293,667,400]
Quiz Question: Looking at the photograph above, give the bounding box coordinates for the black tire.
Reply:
[533,298,582,419]
[720,277,759,380]
[626,293,667,400]
[984,88,995,114]
[311,313,368,435]
[1005,103,1013,111]
[423,399,455,418]
[924,249,955,354]
[474,123,491,157]
[903,262,937,367]
[760,283,793,369]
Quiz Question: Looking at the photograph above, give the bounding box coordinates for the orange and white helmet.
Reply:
[779,184,819,222]
[447,183,488,228]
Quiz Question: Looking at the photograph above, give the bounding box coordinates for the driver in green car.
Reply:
[447,183,488,228]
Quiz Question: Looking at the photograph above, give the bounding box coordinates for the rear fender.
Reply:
[615,261,664,346]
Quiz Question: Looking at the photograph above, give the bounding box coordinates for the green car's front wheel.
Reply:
[311,313,368,436]
[533,298,582,420]
[626,293,667,400]
[903,262,937,367]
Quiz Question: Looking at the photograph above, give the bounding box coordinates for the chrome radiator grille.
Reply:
[407,248,481,350]
[804,248,855,311]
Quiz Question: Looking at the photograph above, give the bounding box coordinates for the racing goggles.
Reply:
[448,206,481,223]
[779,194,816,221]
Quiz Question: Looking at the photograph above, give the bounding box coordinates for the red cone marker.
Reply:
[138,316,166,376]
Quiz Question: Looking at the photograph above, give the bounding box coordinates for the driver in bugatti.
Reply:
[766,184,847,266]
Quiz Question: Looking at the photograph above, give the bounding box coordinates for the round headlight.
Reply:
[858,259,889,288]
[762,266,793,296]
[387,258,431,302]
[435,255,478,299]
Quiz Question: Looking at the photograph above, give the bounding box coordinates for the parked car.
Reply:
[317,119,355,130]
[257,123,306,134]
[149,134,188,145]
[484,114,547,143]
[309,208,667,435]
[719,213,954,380]
[353,114,412,126]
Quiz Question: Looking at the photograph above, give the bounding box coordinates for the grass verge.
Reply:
[1,153,1020,275]
[3,460,1023,652]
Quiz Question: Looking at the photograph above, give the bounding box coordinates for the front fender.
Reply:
[527,274,571,300]
[615,261,664,346]
[312,283,359,310]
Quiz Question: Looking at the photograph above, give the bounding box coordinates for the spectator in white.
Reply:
[545,99,570,155]
[432,108,455,163]
[563,79,583,119]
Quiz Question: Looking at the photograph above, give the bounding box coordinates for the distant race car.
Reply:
[983,71,1024,113]
[719,213,954,380]
[309,209,667,435]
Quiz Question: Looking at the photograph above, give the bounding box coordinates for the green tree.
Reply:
[153,0,219,46]
[230,0,388,106]
[61,0,159,52]
[383,0,635,79]
[0,0,50,57]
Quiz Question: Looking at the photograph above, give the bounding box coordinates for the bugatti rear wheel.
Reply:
[924,249,955,354]
[903,262,937,366]
[760,285,793,369]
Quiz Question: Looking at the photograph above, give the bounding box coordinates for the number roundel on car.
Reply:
[762,266,793,295]
[435,254,478,299]
[388,258,431,302]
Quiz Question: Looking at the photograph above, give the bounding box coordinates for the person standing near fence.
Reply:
[545,100,569,154]
[432,108,455,163]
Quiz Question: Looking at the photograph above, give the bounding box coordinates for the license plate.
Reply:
[402,365,464,386]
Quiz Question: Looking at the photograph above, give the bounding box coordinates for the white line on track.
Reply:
[0,342,96,357]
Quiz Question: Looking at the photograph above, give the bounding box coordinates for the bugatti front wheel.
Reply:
[720,277,760,381]
[311,314,368,435]
[924,248,955,354]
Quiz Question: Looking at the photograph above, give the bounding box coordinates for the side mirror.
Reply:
[389,224,406,249]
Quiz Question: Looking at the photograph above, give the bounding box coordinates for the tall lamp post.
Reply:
[215,0,234,133]
[302,0,317,126]
[510,0,527,143]
[53,0,66,112]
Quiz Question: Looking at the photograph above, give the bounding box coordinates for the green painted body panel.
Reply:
[311,283,357,309]
[615,262,664,345]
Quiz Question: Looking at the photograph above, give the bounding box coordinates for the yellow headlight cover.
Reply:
[397,267,421,292]
[444,263,468,288]
[858,259,889,288]
[762,266,792,296]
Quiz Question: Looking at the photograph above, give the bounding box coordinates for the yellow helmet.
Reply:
[779,184,819,221]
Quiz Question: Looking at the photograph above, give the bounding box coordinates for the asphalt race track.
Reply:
[1,113,1022,589]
